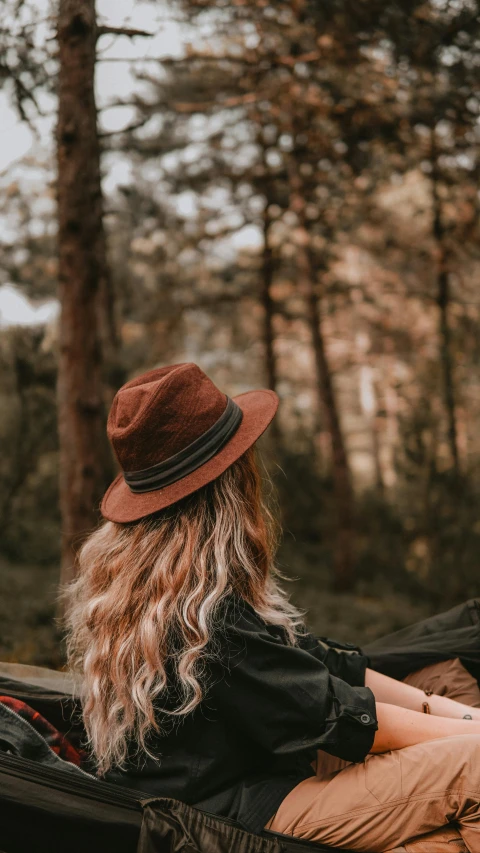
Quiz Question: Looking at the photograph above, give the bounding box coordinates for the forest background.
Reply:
[1,0,480,668]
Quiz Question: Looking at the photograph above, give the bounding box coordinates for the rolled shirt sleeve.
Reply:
[297,630,370,687]
[210,603,377,764]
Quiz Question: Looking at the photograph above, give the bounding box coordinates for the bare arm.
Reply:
[365,667,480,720]
[372,702,480,753]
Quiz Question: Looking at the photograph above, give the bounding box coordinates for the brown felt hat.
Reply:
[101,363,279,523]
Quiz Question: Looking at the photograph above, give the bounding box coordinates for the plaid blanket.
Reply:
[0,695,86,767]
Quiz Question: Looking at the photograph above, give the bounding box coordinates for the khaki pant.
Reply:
[266,659,480,852]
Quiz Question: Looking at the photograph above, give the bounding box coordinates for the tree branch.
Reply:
[181,289,256,309]
[173,92,259,114]
[97,49,321,67]
[99,116,150,138]
[97,25,153,39]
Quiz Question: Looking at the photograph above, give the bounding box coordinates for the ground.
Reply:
[0,559,64,668]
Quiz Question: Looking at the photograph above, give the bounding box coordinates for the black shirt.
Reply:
[104,598,377,834]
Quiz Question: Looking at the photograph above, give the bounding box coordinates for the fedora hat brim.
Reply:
[101,389,278,523]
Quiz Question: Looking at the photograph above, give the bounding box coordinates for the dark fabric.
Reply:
[138,798,282,853]
[0,754,350,853]
[0,674,343,851]
[0,751,143,853]
[0,695,85,766]
[365,599,480,682]
[105,597,377,835]
[0,700,89,779]
[124,396,243,493]
[0,676,85,752]
[296,632,368,687]
[138,797,351,853]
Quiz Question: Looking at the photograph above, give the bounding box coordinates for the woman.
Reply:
[65,363,480,853]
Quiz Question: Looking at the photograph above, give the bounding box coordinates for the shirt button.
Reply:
[360,713,371,724]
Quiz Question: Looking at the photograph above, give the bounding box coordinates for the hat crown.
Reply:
[108,363,228,473]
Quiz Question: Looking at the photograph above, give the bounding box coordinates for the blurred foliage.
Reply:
[1,0,480,662]
[0,327,59,563]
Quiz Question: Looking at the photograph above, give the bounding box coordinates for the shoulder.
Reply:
[216,595,291,645]
[218,595,262,628]
[207,597,305,679]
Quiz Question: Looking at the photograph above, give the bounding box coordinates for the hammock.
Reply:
[2,599,480,853]
[0,661,351,853]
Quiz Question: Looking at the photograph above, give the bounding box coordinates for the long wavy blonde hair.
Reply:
[64,447,302,774]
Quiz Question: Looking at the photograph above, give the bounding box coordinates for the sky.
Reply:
[1,0,185,172]
[0,0,264,326]
[0,0,186,325]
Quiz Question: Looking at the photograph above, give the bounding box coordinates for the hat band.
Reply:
[123,396,243,494]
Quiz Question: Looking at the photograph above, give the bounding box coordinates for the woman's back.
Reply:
[104,596,375,835]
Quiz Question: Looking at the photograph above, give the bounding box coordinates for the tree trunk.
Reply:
[258,129,280,437]
[436,262,459,474]
[287,129,355,588]
[431,133,460,475]
[262,202,278,395]
[258,127,280,443]
[56,0,111,586]
[359,363,385,496]
[300,245,356,590]
[97,224,125,400]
